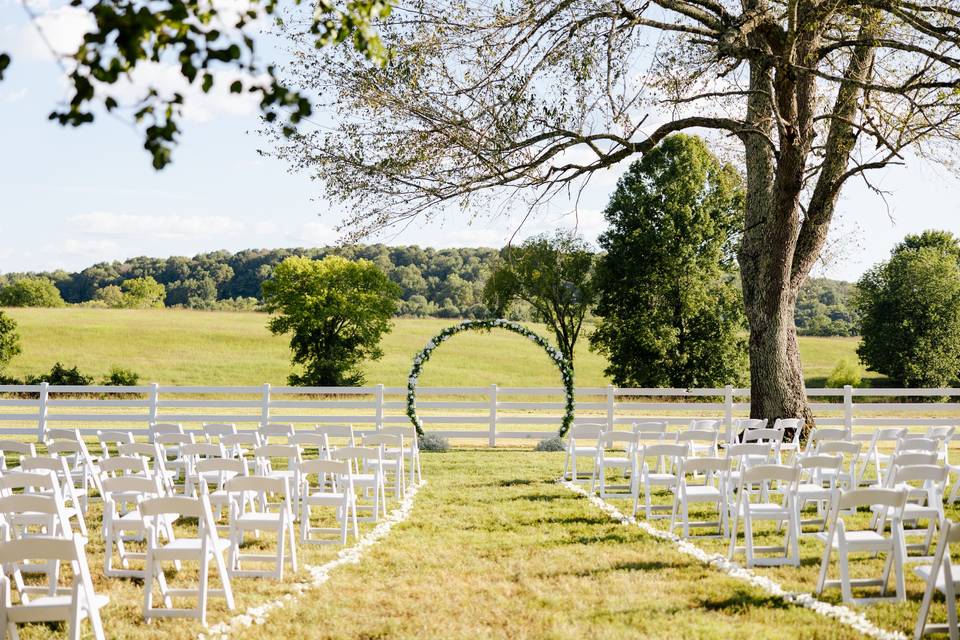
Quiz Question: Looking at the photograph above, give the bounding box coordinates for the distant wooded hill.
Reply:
[0,246,858,335]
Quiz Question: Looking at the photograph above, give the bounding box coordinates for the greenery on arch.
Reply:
[406,320,575,437]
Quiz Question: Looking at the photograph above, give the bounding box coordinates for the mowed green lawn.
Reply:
[2,307,871,387]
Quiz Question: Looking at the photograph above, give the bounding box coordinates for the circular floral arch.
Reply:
[406,319,575,437]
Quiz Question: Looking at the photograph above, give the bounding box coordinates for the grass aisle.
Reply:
[258,452,861,639]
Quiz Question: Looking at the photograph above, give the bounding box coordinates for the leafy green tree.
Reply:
[262,256,400,386]
[120,277,167,309]
[1,1,392,169]
[94,285,126,308]
[854,231,960,387]
[484,232,595,370]
[590,135,747,388]
[0,311,21,376]
[0,277,66,308]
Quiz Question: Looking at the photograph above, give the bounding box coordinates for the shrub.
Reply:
[0,310,21,375]
[25,362,94,385]
[418,433,449,452]
[534,436,566,452]
[0,277,66,308]
[825,358,862,388]
[101,366,141,386]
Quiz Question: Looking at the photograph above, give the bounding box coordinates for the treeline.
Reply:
[0,246,856,334]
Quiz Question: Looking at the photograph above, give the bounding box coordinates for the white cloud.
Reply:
[294,221,337,245]
[102,63,264,123]
[0,87,28,104]
[67,211,247,239]
[11,5,93,60]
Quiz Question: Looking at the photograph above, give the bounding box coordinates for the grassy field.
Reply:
[16,450,873,640]
[2,308,873,388]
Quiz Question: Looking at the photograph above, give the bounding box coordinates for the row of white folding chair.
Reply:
[7,457,89,536]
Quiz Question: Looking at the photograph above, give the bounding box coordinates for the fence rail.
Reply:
[0,383,959,444]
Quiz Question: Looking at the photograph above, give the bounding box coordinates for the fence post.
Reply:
[376,384,384,429]
[148,382,159,428]
[488,384,498,447]
[724,384,734,443]
[843,384,853,436]
[606,385,615,430]
[36,382,49,443]
[261,383,271,427]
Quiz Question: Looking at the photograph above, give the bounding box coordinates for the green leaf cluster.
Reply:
[854,230,960,387]
[483,231,594,369]
[262,255,400,386]
[590,134,748,388]
[0,277,67,308]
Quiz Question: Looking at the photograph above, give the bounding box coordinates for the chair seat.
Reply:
[741,503,790,517]
[684,486,721,499]
[600,456,630,466]
[153,537,230,560]
[5,593,109,623]
[304,491,347,502]
[823,530,890,550]
[795,483,832,499]
[646,473,678,483]
[914,564,960,593]
[234,512,282,529]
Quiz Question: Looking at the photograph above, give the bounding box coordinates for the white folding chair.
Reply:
[182,442,227,496]
[362,433,406,499]
[314,424,357,448]
[329,447,387,522]
[0,490,73,540]
[562,423,605,483]
[678,428,719,458]
[193,457,248,527]
[19,457,88,536]
[254,444,303,515]
[260,423,295,443]
[43,428,83,444]
[732,418,767,445]
[0,535,108,640]
[96,429,135,459]
[632,443,688,520]
[873,463,947,560]
[793,454,843,532]
[0,440,35,472]
[858,427,907,487]
[802,427,848,456]
[818,440,862,491]
[290,433,330,461]
[724,442,775,500]
[102,475,169,578]
[728,464,801,567]
[202,423,237,443]
[299,459,359,545]
[140,494,235,624]
[914,518,960,640]
[591,431,638,498]
[633,421,667,437]
[816,487,908,604]
[773,417,804,462]
[154,432,195,486]
[670,456,729,539]
[927,425,956,466]
[224,475,298,579]
[118,442,176,493]
[47,440,103,510]
[99,455,151,480]
[380,425,422,485]
[148,422,184,442]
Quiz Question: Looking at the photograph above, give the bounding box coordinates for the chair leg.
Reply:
[198,548,209,625]
[839,547,852,604]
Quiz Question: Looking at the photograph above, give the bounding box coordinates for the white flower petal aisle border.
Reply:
[199,481,425,640]
[559,480,906,640]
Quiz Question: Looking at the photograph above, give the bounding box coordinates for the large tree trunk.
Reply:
[743,280,812,425]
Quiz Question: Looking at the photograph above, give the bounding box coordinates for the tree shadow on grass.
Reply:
[697,587,790,614]
[536,560,682,579]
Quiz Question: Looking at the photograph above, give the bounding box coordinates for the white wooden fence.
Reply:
[1,383,959,445]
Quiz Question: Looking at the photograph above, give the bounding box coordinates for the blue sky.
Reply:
[1,1,959,281]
